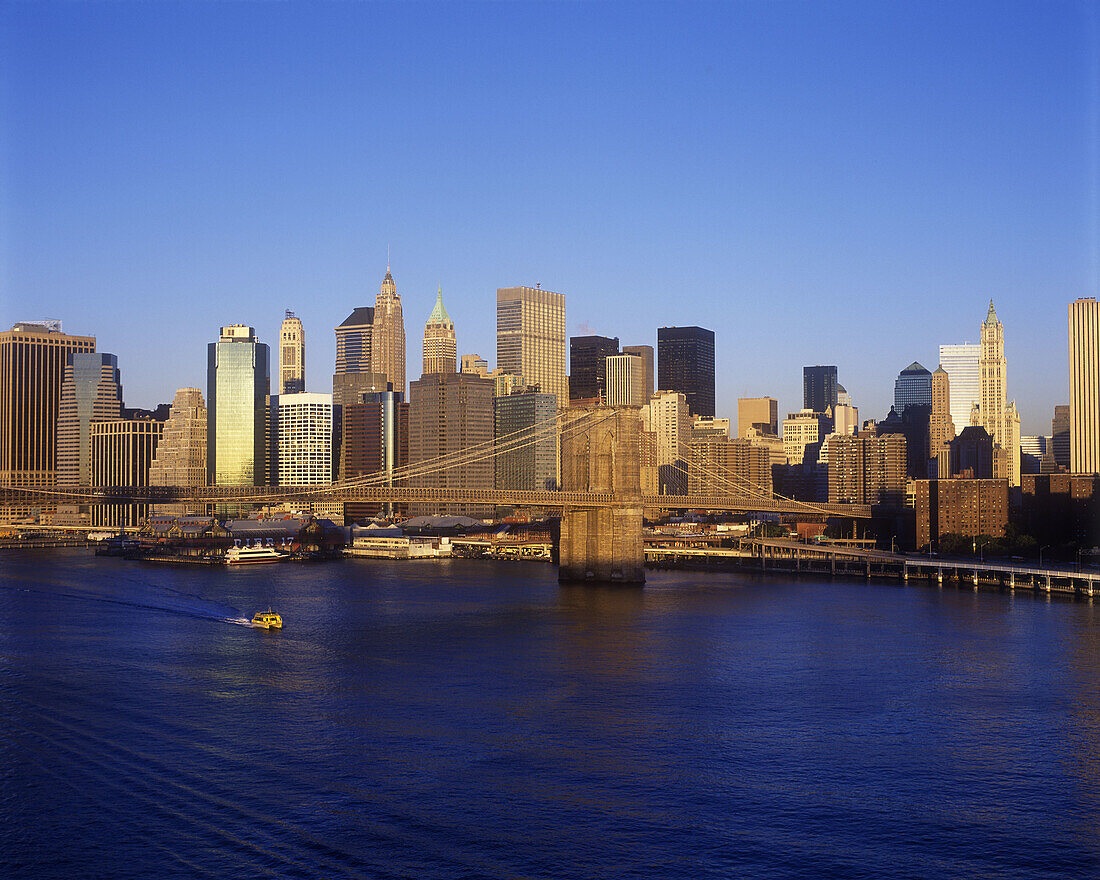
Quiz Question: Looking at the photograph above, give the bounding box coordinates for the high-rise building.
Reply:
[1070,298,1100,474]
[494,388,558,492]
[569,335,619,403]
[691,416,731,441]
[803,365,837,414]
[408,371,495,517]
[461,354,488,376]
[371,267,406,396]
[422,286,457,375]
[57,353,124,486]
[894,362,932,415]
[279,310,305,394]
[148,388,207,516]
[621,345,654,401]
[1020,436,1048,475]
[90,412,166,528]
[938,342,980,436]
[272,393,333,485]
[949,425,995,479]
[827,433,907,506]
[496,286,567,407]
[657,326,715,418]
[342,389,408,521]
[605,353,646,407]
[832,404,859,436]
[335,307,374,374]
[641,390,692,494]
[738,397,778,439]
[783,410,831,466]
[915,478,1009,550]
[689,438,772,496]
[837,385,852,407]
[207,325,269,488]
[978,301,1020,486]
[1052,403,1070,470]
[0,322,96,518]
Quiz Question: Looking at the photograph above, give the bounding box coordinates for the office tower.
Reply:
[894,362,932,415]
[738,397,779,438]
[930,366,954,477]
[949,426,995,479]
[496,286,567,407]
[494,388,558,492]
[461,354,488,376]
[342,389,408,521]
[1070,298,1100,473]
[837,385,852,407]
[279,310,305,394]
[622,345,654,401]
[688,438,772,495]
[371,267,406,395]
[0,322,96,518]
[148,388,207,516]
[658,326,715,418]
[978,301,1020,486]
[605,353,647,407]
[207,325,269,488]
[90,412,166,528]
[335,307,374,374]
[641,390,691,494]
[832,404,859,436]
[422,287,457,375]
[489,369,525,399]
[827,434,907,506]
[1020,436,1048,475]
[569,335,619,403]
[1052,404,1070,470]
[783,410,831,466]
[938,343,980,436]
[272,393,333,485]
[803,365,838,414]
[57,353,124,486]
[408,372,495,517]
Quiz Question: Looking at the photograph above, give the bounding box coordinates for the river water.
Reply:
[2,549,1099,878]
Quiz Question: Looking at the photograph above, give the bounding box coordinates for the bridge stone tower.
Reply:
[559,406,645,585]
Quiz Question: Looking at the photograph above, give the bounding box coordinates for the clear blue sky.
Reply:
[1,1,1096,435]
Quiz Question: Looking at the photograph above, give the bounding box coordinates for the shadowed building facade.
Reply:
[569,335,618,403]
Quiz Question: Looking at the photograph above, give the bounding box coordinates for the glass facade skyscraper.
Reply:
[938,343,980,433]
[207,325,269,487]
[657,326,715,418]
[893,362,932,416]
[802,365,837,415]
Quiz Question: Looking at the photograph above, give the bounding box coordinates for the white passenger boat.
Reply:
[224,545,288,565]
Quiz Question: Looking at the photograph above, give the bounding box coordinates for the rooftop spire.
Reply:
[984,298,998,326]
[427,284,453,327]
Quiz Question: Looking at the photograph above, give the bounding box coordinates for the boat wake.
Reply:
[224,617,257,627]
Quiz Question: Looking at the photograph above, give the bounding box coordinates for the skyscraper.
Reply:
[207,325,269,487]
[335,307,374,374]
[978,300,1020,486]
[802,365,837,414]
[893,362,932,415]
[148,388,207,516]
[657,326,715,418]
[930,365,954,476]
[497,286,567,407]
[57,353,124,486]
[1070,298,1100,473]
[622,344,654,401]
[371,267,407,396]
[1052,403,1070,470]
[938,342,981,435]
[279,310,305,394]
[91,412,166,528]
[569,335,619,402]
[738,397,779,438]
[422,286,457,375]
[0,322,96,520]
[641,390,692,494]
[494,388,559,492]
[605,353,647,407]
[342,389,408,521]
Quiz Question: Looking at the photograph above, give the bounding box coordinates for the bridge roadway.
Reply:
[2,485,875,518]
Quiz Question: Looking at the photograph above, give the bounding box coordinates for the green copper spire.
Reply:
[427,285,453,328]
[984,298,998,326]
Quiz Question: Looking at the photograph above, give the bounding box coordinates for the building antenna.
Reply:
[387,243,391,272]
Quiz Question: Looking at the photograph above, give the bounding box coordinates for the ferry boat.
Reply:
[251,609,283,629]
[224,545,288,565]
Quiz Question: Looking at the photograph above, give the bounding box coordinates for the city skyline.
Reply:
[3,2,1097,434]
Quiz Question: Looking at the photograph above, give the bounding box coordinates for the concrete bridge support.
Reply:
[558,406,645,585]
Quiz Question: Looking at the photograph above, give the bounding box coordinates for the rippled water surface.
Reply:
[3,549,1100,878]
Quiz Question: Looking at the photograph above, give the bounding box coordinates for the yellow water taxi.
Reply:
[251,609,283,629]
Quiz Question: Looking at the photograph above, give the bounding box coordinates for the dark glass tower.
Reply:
[657,326,715,418]
[803,365,838,414]
[893,362,932,415]
[569,335,619,402]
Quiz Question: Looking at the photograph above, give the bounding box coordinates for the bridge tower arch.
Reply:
[558,406,645,585]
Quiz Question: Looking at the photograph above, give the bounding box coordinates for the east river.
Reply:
[3,549,1100,878]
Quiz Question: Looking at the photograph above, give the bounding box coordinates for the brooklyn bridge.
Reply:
[4,407,879,584]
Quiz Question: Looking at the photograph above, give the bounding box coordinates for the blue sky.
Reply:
[1,1,1096,435]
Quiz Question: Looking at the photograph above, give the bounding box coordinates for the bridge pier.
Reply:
[558,407,645,585]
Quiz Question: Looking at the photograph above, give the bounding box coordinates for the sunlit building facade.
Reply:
[207,325,269,487]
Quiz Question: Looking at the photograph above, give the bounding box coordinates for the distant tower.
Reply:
[893,362,932,416]
[279,310,305,394]
[658,326,715,418]
[939,343,981,443]
[978,300,1020,486]
[57,353,124,486]
[207,325,269,487]
[569,335,619,403]
[930,365,954,476]
[148,388,207,516]
[1070,298,1100,473]
[371,266,407,396]
[802,365,837,415]
[422,286,457,375]
[496,286,567,407]
[622,344,654,400]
